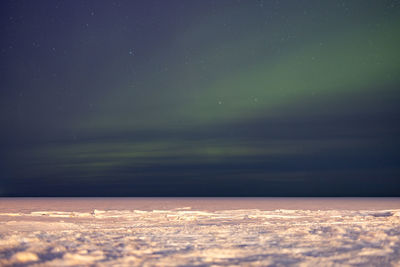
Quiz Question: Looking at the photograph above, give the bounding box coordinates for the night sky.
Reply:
[1,0,400,196]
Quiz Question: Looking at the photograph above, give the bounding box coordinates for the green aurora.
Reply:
[1,0,399,196]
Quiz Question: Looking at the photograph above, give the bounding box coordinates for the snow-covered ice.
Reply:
[0,198,399,266]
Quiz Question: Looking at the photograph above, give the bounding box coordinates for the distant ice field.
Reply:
[1,197,400,212]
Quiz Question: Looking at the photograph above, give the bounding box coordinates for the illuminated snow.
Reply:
[1,205,400,266]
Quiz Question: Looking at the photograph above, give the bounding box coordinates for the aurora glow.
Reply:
[0,1,399,196]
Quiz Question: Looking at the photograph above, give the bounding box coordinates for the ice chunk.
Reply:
[12,251,39,263]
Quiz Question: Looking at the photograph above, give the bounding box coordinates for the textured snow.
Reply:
[0,202,400,266]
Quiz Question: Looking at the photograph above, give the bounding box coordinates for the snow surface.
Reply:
[0,202,400,266]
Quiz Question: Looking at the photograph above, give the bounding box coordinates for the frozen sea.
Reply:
[0,198,400,266]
